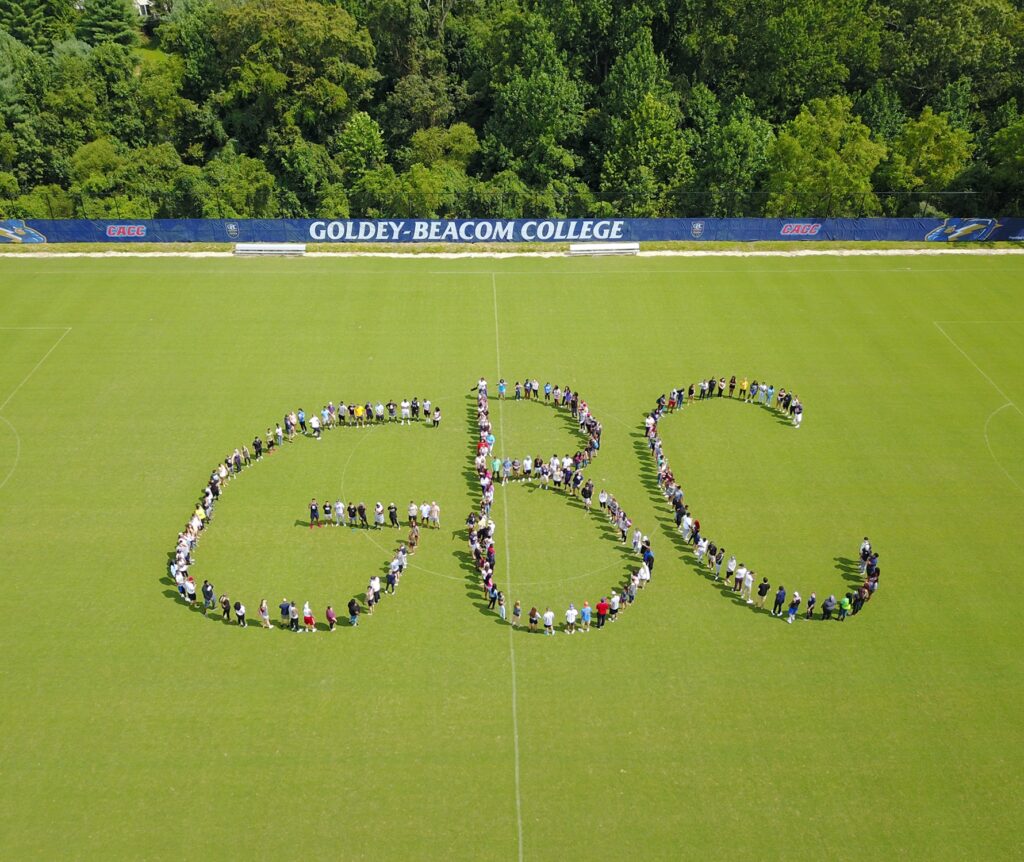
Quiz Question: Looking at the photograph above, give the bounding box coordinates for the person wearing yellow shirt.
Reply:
[738,377,749,400]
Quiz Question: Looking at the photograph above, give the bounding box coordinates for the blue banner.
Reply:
[3,217,1023,244]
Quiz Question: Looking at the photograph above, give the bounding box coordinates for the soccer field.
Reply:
[1,253,1022,860]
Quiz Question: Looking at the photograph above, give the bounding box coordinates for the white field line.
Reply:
[983,403,1024,496]
[0,326,72,491]
[0,327,71,413]
[932,322,1017,407]
[493,272,525,862]
[0,248,1023,260]
[933,321,1023,495]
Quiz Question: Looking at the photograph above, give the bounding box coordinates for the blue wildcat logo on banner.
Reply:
[690,221,705,239]
[0,219,47,243]
[925,218,1000,242]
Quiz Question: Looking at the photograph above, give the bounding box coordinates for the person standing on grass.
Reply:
[185,576,197,606]
[278,598,290,628]
[326,605,337,631]
[512,600,522,627]
[498,592,506,621]
[331,499,341,527]
[487,583,499,610]
[838,594,851,621]
[565,603,578,634]
[374,502,385,529]
[365,583,375,615]
[309,498,319,529]
[724,554,737,585]
[347,502,358,529]
[297,408,307,434]
[432,406,441,427]
[358,502,369,528]
[580,601,592,632]
[258,599,271,629]
[289,601,300,631]
[528,607,540,632]
[302,602,316,633]
[387,558,399,595]
[234,601,247,628]
[772,585,786,617]
[322,499,333,526]
[202,580,215,613]
[348,598,360,627]
[596,597,609,629]
[822,595,836,620]
[309,413,321,439]
[733,563,747,593]
[388,503,399,528]
[756,577,771,609]
[805,592,817,619]
[542,607,555,635]
[369,575,382,606]
[786,592,801,624]
[609,591,621,622]
[219,594,231,621]
[792,401,803,428]
[742,568,755,604]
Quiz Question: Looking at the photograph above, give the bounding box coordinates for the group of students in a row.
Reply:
[168,396,442,631]
[663,375,804,427]
[470,377,654,633]
[644,385,881,621]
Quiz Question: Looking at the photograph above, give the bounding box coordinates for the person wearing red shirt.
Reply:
[596,597,610,628]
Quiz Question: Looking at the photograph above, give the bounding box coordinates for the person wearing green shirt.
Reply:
[838,594,852,621]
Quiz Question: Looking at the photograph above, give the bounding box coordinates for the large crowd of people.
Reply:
[469,377,655,633]
[168,399,441,632]
[644,379,880,621]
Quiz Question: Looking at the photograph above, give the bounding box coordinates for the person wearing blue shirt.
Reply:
[297,408,306,434]
[772,585,787,616]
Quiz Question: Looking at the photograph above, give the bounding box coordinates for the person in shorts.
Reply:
[528,607,540,632]
[542,608,555,635]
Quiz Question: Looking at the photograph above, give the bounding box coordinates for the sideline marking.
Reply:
[0,327,72,491]
[493,272,525,862]
[933,321,1023,494]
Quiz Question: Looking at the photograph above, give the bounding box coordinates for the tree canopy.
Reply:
[1,0,1021,218]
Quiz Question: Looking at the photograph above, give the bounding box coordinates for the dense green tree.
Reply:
[200,146,282,217]
[2,0,1023,218]
[76,0,139,46]
[987,117,1024,210]
[0,0,46,51]
[600,93,692,216]
[694,95,775,216]
[765,96,887,216]
[883,108,973,190]
[210,0,378,150]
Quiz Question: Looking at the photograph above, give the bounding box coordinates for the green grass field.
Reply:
[1,253,1022,860]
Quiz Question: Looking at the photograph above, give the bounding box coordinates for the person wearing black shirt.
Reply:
[348,598,360,626]
[309,498,319,529]
[388,503,399,528]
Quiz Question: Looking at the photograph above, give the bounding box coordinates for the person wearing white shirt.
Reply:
[734,564,747,593]
[419,501,430,523]
[400,399,411,424]
[726,555,737,584]
[542,608,555,635]
[681,514,693,541]
[742,569,755,603]
[609,591,621,621]
[564,604,578,634]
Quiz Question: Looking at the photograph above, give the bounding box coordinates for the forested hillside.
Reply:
[1,0,1022,219]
